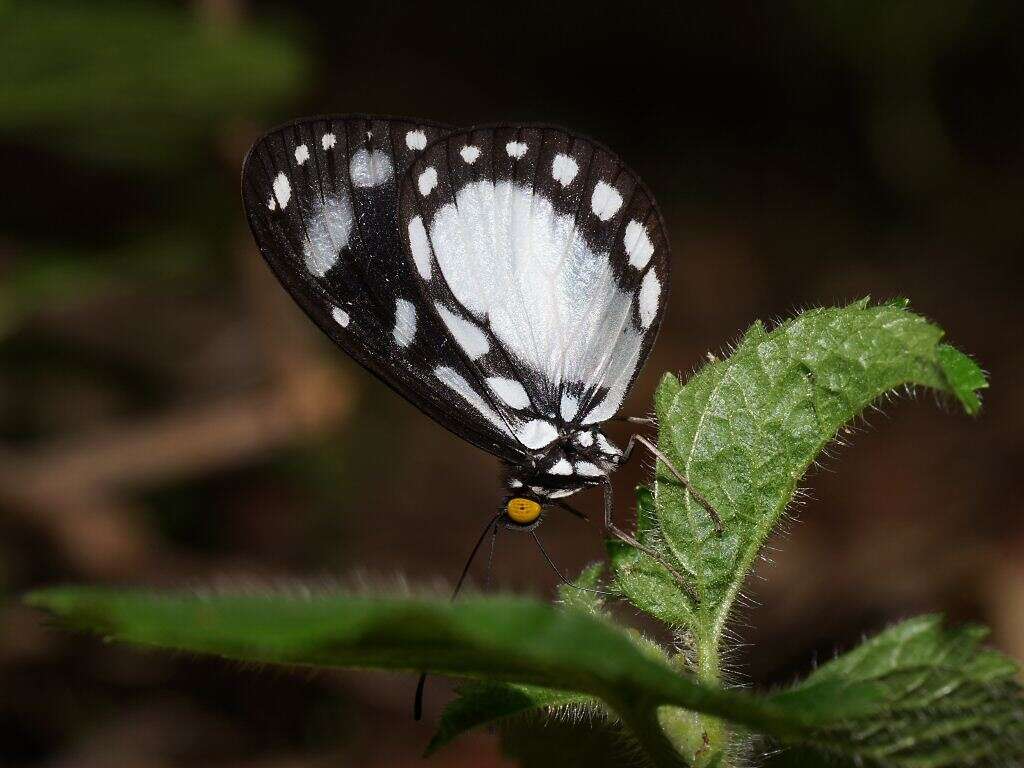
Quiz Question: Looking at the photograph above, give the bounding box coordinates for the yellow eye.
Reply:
[507,497,542,525]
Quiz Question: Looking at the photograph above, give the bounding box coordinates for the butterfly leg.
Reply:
[552,499,589,522]
[609,415,657,426]
[601,478,698,602]
[621,433,724,534]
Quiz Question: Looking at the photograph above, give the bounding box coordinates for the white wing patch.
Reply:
[624,220,654,269]
[272,173,291,209]
[574,430,594,447]
[596,433,621,456]
[418,167,438,196]
[638,269,660,328]
[434,366,513,436]
[460,145,481,164]
[408,216,433,280]
[560,393,579,421]
[591,181,622,221]
[406,130,427,151]
[515,419,559,450]
[322,133,336,150]
[551,153,579,187]
[506,141,528,159]
[393,298,417,347]
[303,195,353,277]
[574,461,604,477]
[349,148,393,188]
[426,179,643,411]
[548,458,573,475]
[435,303,489,360]
[486,377,530,409]
[294,144,310,165]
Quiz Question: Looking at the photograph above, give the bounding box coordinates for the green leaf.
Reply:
[936,344,987,415]
[24,587,780,732]
[25,590,1023,766]
[766,615,1024,766]
[556,561,606,616]
[608,487,695,628]
[651,301,988,673]
[427,682,598,756]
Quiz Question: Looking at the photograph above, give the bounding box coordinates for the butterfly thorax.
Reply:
[506,428,622,500]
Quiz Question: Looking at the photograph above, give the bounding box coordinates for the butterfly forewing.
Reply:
[399,124,670,450]
[242,115,531,462]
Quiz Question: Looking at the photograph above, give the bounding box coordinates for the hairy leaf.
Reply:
[24,587,786,734]
[556,561,606,616]
[427,682,599,756]
[651,300,987,660]
[766,615,1024,767]
[608,487,695,628]
[26,590,1022,766]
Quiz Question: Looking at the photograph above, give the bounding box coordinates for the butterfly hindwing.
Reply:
[242,115,531,462]
[399,124,670,446]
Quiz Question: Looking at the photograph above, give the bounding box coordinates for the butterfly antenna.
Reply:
[484,519,500,590]
[530,531,610,596]
[414,509,505,721]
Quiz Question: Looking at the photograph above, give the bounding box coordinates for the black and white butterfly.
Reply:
[241,115,718,562]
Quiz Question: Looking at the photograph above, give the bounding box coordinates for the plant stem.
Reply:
[694,628,729,766]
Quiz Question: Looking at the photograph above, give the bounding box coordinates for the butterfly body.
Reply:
[242,115,671,532]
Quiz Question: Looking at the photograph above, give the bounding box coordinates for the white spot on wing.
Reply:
[460,145,481,164]
[515,419,558,450]
[349,148,394,187]
[575,430,594,447]
[624,220,654,269]
[596,433,621,456]
[408,216,433,280]
[418,166,438,196]
[638,269,660,328]
[406,130,427,151]
[435,303,489,360]
[393,298,417,347]
[322,133,336,150]
[548,458,573,475]
[303,195,353,276]
[294,144,310,165]
[560,393,579,421]
[574,461,604,477]
[509,478,523,488]
[591,181,622,221]
[331,306,350,327]
[552,153,578,187]
[487,377,530,409]
[506,141,528,159]
[434,366,513,436]
[267,195,276,210]
[272,173,291,209]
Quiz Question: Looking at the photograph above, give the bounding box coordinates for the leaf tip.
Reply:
[937,344,989,415]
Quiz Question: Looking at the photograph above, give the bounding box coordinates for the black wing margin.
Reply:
[241,115,530,463]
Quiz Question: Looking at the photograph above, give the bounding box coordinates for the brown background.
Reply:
[2,1,1023,766]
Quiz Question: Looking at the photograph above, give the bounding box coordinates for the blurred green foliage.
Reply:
[0,1,307,169]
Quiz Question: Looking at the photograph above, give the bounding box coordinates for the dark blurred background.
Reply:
[2,1,1023,765]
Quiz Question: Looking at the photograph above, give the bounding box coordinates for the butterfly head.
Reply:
[506,496,542,526]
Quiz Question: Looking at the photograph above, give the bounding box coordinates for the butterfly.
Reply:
[241,115,719,574]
